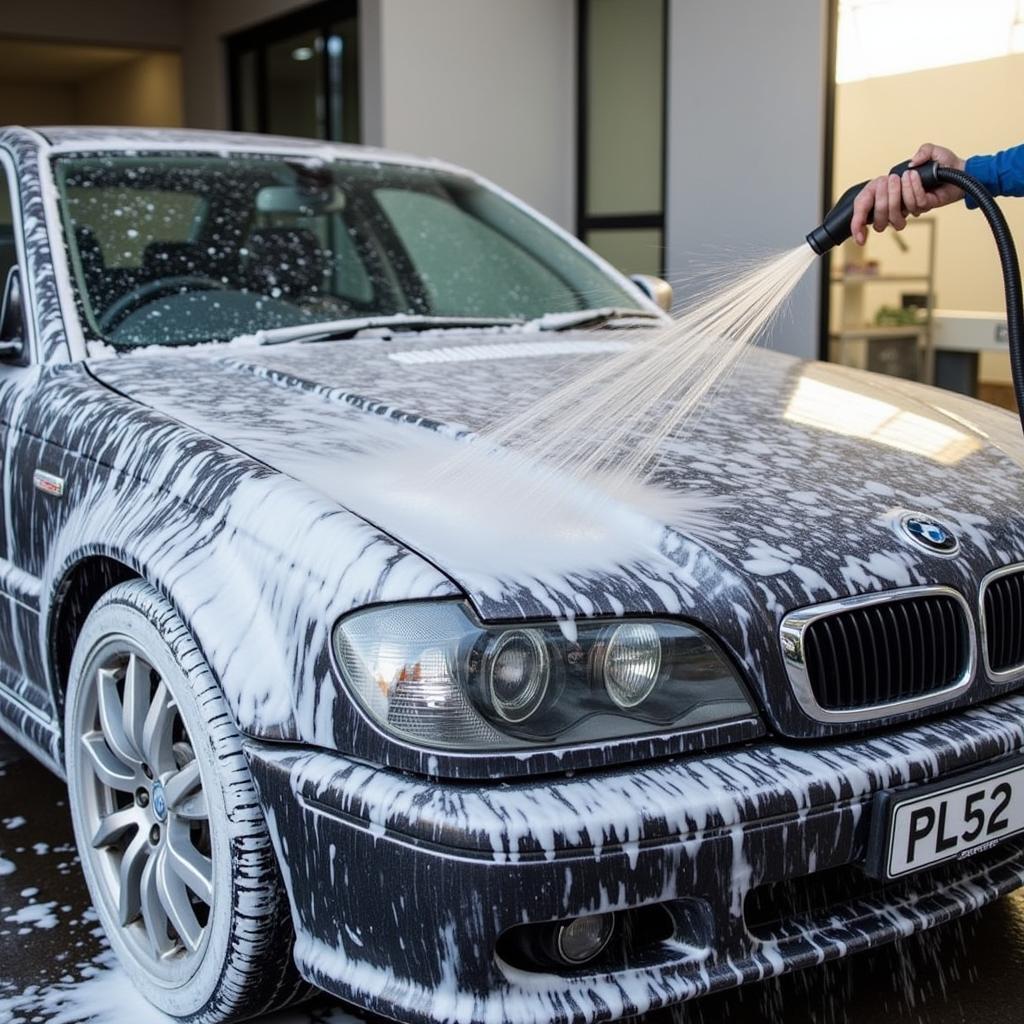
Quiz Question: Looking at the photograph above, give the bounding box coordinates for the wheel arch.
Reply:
[47,551,142,721]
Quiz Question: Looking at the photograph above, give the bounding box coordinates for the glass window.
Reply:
[228,3,360,144]
[578,0,666,277]
[585,228,663,278]
[266,30,324,139]
[585,0,665,217]
[53,153,641,349]
[236,50,260,134]
[63,186,204,268]
[0,166,14,288]
[376,189,578,318]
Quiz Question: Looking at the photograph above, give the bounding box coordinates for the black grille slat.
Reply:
[833,615,858,707]
[871,605,890,707]
[1011,573,1023,667]
[997,576,1010,669]
[983,569,1024,673]
[800,593,968,712]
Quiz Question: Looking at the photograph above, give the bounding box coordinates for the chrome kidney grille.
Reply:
[980,565,1024,680]
[780,587,975,723]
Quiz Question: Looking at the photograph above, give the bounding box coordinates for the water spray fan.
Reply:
[807,159,1024,435]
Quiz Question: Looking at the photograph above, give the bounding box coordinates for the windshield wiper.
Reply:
[529,307,666,332]
[250,314,527,346]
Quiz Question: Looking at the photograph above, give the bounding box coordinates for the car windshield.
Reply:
[52,152,642,348]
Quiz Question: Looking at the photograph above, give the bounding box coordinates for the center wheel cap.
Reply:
[151,781,168,822]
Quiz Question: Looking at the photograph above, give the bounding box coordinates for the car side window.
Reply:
[0,166,16,291]
[0,160,29,362]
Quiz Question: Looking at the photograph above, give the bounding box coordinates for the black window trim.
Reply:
[818,0,840,360]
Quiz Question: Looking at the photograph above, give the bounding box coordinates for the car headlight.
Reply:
[331,600,756,750]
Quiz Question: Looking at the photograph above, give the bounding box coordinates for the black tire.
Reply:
[64,579,309,1022]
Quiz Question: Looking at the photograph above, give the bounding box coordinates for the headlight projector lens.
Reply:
[556,914,615,964]
[603,622,662,708]
[486,629,550,722]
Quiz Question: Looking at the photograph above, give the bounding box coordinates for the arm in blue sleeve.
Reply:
[964,146,1024,208]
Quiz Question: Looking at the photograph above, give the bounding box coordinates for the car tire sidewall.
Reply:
[65,582,244,1019]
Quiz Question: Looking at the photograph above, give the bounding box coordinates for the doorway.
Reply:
[0,38,182,128]
[227,0,360,144]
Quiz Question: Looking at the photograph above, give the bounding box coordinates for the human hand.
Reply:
[850,143,966,245]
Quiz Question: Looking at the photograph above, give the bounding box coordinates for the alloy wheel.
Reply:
[72,642,215,983]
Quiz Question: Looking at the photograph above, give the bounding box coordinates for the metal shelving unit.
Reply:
[828,221,937,383]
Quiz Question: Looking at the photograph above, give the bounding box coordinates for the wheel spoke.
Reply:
[117,830,150,926]
[91,806,141,849]
[139,852,175,958]
[81,732,137,792]
[122,654,151,758]
[97,667,141,767]
[165,823,214,906]
[155,847,204,952]
[164,760,201,812]
[141,680,176,773]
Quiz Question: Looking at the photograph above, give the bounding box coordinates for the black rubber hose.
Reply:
[935,165,1024,434]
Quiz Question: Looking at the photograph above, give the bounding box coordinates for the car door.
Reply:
[0,150,54,720]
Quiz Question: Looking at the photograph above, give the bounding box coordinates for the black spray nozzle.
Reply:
[806,159,941,255]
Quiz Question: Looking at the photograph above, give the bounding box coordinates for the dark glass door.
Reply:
[228,1,360,143]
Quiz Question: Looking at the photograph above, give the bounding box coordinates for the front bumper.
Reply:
[245,693,1024,1024]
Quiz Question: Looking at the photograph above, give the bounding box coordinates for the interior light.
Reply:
[291,46,315,62]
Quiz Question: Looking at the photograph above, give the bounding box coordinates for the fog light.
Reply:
[556,913,614,964]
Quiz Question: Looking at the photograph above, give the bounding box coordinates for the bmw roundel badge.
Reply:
[152,781,168,822]
[899,513,959,555]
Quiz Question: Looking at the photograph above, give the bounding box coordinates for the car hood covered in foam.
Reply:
[88,327,1024,734]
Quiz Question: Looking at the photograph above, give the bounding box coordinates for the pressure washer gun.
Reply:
[806,158,1024,436]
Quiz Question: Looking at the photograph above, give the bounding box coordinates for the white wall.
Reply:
[369,0,576,229]
[180,0,575,229]
[665,0,830,359]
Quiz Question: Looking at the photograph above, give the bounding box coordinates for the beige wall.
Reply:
[834,53,1024,315]
[0,52,183,129]
[77,53,184,127]
[0,84,75,125]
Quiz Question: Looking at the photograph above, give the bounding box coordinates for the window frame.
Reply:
[0,147,39,364]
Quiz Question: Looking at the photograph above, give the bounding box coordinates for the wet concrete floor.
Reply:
[2,736,1023,1023]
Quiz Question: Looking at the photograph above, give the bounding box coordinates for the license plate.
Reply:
[866,758,1024,880]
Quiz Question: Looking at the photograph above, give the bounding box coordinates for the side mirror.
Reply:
[630,273,673,312]
[0,266,26,361]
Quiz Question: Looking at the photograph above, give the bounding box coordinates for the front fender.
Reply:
[37,413,459,751]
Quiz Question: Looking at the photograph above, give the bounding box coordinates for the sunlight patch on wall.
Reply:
[837,0,1024,83]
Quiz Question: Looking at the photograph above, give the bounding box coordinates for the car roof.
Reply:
[22,125,453,174]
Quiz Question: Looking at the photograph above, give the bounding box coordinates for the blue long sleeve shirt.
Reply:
[964,146,1024,207]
